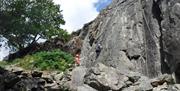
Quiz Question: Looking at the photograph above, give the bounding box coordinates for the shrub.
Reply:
[15,49,74,71]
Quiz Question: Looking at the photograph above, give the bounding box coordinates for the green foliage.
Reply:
[0,0,67,50]
[0,61,8,68]
[33,50,74,71]
[14,49,74,71]
[58,29,71,42]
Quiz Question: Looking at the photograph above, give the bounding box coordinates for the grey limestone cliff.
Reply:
[79,0,161,78]
[76,0,180,80]
[64,0,180,90]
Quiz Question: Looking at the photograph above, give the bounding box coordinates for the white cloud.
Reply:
[0,39,9,60]
[53,0,99,33]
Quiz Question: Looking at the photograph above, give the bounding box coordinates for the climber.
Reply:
[96,43,102,58]
[75,49,81,66]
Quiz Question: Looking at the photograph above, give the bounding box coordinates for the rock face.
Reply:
[71,0,180,89]
[57,0,180,89]
[77,0,180,80]
[160,0,180,83]
[80,0,161,78]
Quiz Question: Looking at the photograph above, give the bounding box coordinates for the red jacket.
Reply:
[75,54,80,65]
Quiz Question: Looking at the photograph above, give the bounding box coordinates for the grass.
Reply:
[0,61,9,68]
[1,49,74,72]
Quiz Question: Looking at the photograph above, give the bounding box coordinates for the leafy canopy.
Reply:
[0,0,67,50]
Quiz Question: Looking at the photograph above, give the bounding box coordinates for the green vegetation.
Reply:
[9,49,74,71]
[0,61,9,68]
[0,0,69,50]
[0,0,73,72]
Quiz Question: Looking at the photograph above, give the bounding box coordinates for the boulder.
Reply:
[167,84,180,91]
[4,72,21,88]
[53,72,64,82]
[135,76,153,91]
[5,65,24,75]
[153,82,168,91]
[70,66,87,90]
[84,63,128,91]
[31,71,43,77]
[77,85,97,91]
[151,74,174,87]
[12,78,46,91]
[45,83,61,91]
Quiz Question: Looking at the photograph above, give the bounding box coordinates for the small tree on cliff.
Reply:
[0,0,67,50]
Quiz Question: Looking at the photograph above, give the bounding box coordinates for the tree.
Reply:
[0,0,66,50]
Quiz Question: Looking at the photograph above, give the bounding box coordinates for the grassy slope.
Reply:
[0,49,74,72]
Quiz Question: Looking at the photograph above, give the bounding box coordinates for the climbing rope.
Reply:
[139,0,151,76]
[141,6,149,77]
[142,9,159,40]
[140,0,161,77]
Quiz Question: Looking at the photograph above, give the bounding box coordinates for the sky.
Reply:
[95,0,112,11]
[0,0,112,60]
[0,39,10,60]
[53,0,112,33]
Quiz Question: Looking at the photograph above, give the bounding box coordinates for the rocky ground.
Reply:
[0,65,71,91]
[67,63,180,91]
[1,64,180,91]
